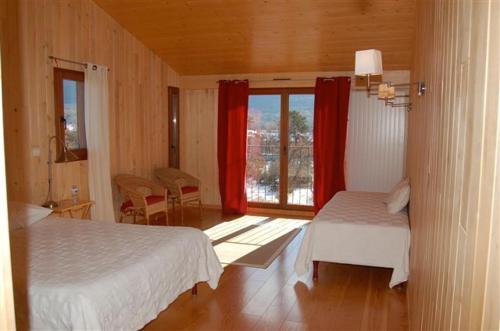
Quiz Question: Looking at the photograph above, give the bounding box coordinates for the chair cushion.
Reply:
[181,186,199,194]
[120,195,165,212]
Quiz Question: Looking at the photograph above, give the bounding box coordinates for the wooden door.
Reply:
[168,86,180,168]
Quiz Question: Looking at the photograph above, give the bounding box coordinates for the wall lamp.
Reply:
[355,49,426,111]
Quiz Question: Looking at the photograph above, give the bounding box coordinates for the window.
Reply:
[246,88,315,209]
[54,68,87,161]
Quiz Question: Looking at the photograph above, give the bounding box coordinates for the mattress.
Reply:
[294,191,410,288]
[10,216,223,330]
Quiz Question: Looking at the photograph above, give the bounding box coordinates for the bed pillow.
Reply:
[384,178,410,204]
[8,201,53,230]
[386,184,410,214]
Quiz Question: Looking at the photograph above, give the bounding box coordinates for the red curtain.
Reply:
[313,77,351,213]
[218,80,249,214]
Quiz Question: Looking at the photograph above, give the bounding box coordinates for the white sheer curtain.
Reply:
[84,63,115,221]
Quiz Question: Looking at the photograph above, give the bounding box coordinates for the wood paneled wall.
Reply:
[181,88,220,206]
[180,71,409,206]
[407,0,499,329]
[1,0,179,205]
[0,20,16,328]
[346,88,408,193]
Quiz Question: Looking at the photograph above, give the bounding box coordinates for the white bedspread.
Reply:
[295,191,410,288]
[10,216,223,330]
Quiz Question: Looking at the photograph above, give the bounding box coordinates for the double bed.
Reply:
[295,191,410,288]
[10,214,223,330]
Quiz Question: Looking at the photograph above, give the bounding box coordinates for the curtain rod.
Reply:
[49,56,109,71]
[216,78,337,83]
[214,78,409,92]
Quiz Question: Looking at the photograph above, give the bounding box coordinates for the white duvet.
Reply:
[10,216,223,330]
[295,191,410,288]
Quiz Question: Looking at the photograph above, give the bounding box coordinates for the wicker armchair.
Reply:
[114,174,169,225]
[154,168,202,223]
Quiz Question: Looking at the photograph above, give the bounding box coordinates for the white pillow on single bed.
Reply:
[384,178,410,204]
[8,201,53,230]
[386,184,410,214]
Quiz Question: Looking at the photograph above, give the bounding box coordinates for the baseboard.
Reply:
[187,203,313,219]
[200,204,222,210]
[247,207,314,219]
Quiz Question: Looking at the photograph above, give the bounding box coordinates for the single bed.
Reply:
[10,214,223,330]
[295,191,410,288]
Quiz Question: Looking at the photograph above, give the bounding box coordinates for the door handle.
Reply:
[60,116,67,130]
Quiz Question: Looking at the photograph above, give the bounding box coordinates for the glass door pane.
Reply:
[247,94,281,204]
[63,79,86,150]
[287,94,314,206]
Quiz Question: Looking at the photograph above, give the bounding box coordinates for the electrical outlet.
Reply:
[32,147,41,157]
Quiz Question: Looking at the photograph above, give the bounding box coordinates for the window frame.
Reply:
[53,68,87,162]
[247,87,315,211]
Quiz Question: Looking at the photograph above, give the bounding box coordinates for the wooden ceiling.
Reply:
[94,0,416,75]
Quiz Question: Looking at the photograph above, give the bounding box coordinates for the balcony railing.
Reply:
[246,144,313,206]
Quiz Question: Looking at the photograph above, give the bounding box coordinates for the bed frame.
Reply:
[191,283,198,295]
[313,260,319,280]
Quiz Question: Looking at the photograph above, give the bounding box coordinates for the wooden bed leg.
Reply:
[191,283,198,296]
[313,261,319,280]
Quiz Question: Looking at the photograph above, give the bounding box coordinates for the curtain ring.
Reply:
[92,65,98,70]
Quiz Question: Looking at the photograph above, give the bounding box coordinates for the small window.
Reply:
[54,68,87,161]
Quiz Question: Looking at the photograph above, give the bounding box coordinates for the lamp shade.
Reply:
[355,49,383,76]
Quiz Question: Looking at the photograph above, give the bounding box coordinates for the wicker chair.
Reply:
[114,174,169,225]
[154,168,202,224]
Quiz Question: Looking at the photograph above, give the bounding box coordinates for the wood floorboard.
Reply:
[141,208,408,331]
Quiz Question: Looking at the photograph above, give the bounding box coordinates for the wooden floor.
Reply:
[141,207,409,331]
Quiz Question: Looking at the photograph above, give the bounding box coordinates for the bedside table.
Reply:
[52,199,94,219]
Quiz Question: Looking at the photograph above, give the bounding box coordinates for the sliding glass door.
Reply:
[247,93,281,204]
[287,94,314,206]
[246,88,314,209]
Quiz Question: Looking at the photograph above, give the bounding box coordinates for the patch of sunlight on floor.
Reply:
[228,218,308,246]
[213,242,259,265]
[203,215,268,241]
[204,216,309,266]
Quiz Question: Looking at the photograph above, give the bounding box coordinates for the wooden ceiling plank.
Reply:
[93,0,416,74]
